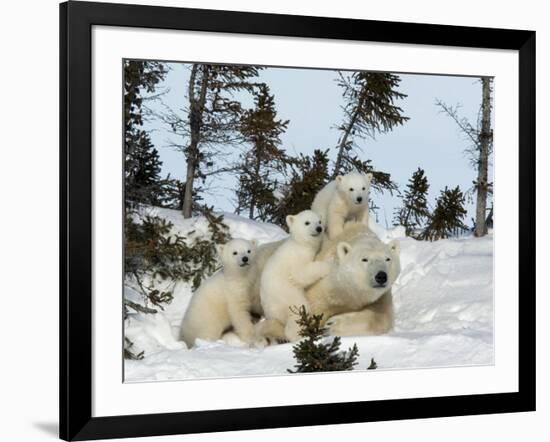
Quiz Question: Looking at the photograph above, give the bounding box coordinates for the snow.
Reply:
[142,206,288,245]
[125,208,493,382]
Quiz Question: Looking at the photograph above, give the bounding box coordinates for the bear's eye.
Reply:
[386,257,391,262]
[247,250,251,254]
[362,258,368,262]
[232,251,238,256]
[362,187,366,190]
[305,221,310,226]
[349,188,354,191]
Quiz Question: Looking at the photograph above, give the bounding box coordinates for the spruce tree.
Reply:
[160,64,262,218]
[124,64,231,303]
[124,60,167,206]
[421,186,468,241]
[332,71,409,194]
[394,168,431,237]
[157,175,186,210]
[272,149,330,228]
[435,77,494,238]
[287,306,359,373]
[125,59,185,320]
[236,84,289,220]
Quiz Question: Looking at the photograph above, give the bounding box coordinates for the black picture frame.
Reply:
[60,1,536,440]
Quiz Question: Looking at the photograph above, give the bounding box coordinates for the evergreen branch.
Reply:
[287,306,360,373]
[124,298,158,315]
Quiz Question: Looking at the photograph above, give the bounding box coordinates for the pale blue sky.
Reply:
[144,63,492,227]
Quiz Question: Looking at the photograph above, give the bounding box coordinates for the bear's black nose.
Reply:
[375,271,387,285]
[242,256,248,263]
[356,196,363,203]
[316,226,323,233]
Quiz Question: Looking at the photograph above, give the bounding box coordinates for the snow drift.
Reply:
[124,208,493,382]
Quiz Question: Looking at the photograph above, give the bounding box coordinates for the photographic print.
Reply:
[123,60,494,382]
[60,4,534,439]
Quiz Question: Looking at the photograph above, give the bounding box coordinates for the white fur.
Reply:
[258,224,401,341]
[180,239,259,347]
[259,210,331,342]
[312,172,373,239]
[310,226,401,336]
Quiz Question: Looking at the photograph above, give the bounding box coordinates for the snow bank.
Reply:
[125,208,493,382]
[143,206,288,245]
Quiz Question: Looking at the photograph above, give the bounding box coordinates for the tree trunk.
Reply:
[182,64,210,218]
[182,156,196,219]
[248,154,261,219]
[474,78,492,237]
[332,95,365,179]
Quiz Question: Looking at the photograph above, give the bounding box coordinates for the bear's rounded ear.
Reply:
[336,242,352,261]
[335,175,343,184]
[250,239,258,248]
[215,244,225,257]
[362,172,373,182]
[286,215,295,228]
[388,239,400,255]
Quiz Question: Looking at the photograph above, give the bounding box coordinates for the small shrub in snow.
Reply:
[287,306,359,373]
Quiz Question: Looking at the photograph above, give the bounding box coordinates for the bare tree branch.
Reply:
[435,99,479,146]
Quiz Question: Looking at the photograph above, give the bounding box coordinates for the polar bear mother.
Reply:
[260,223,401,340]
[313,224,401,336]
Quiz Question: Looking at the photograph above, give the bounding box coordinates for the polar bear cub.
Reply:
[180,238,259,347]
[312,171,373,239]
[260,210,331,342]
